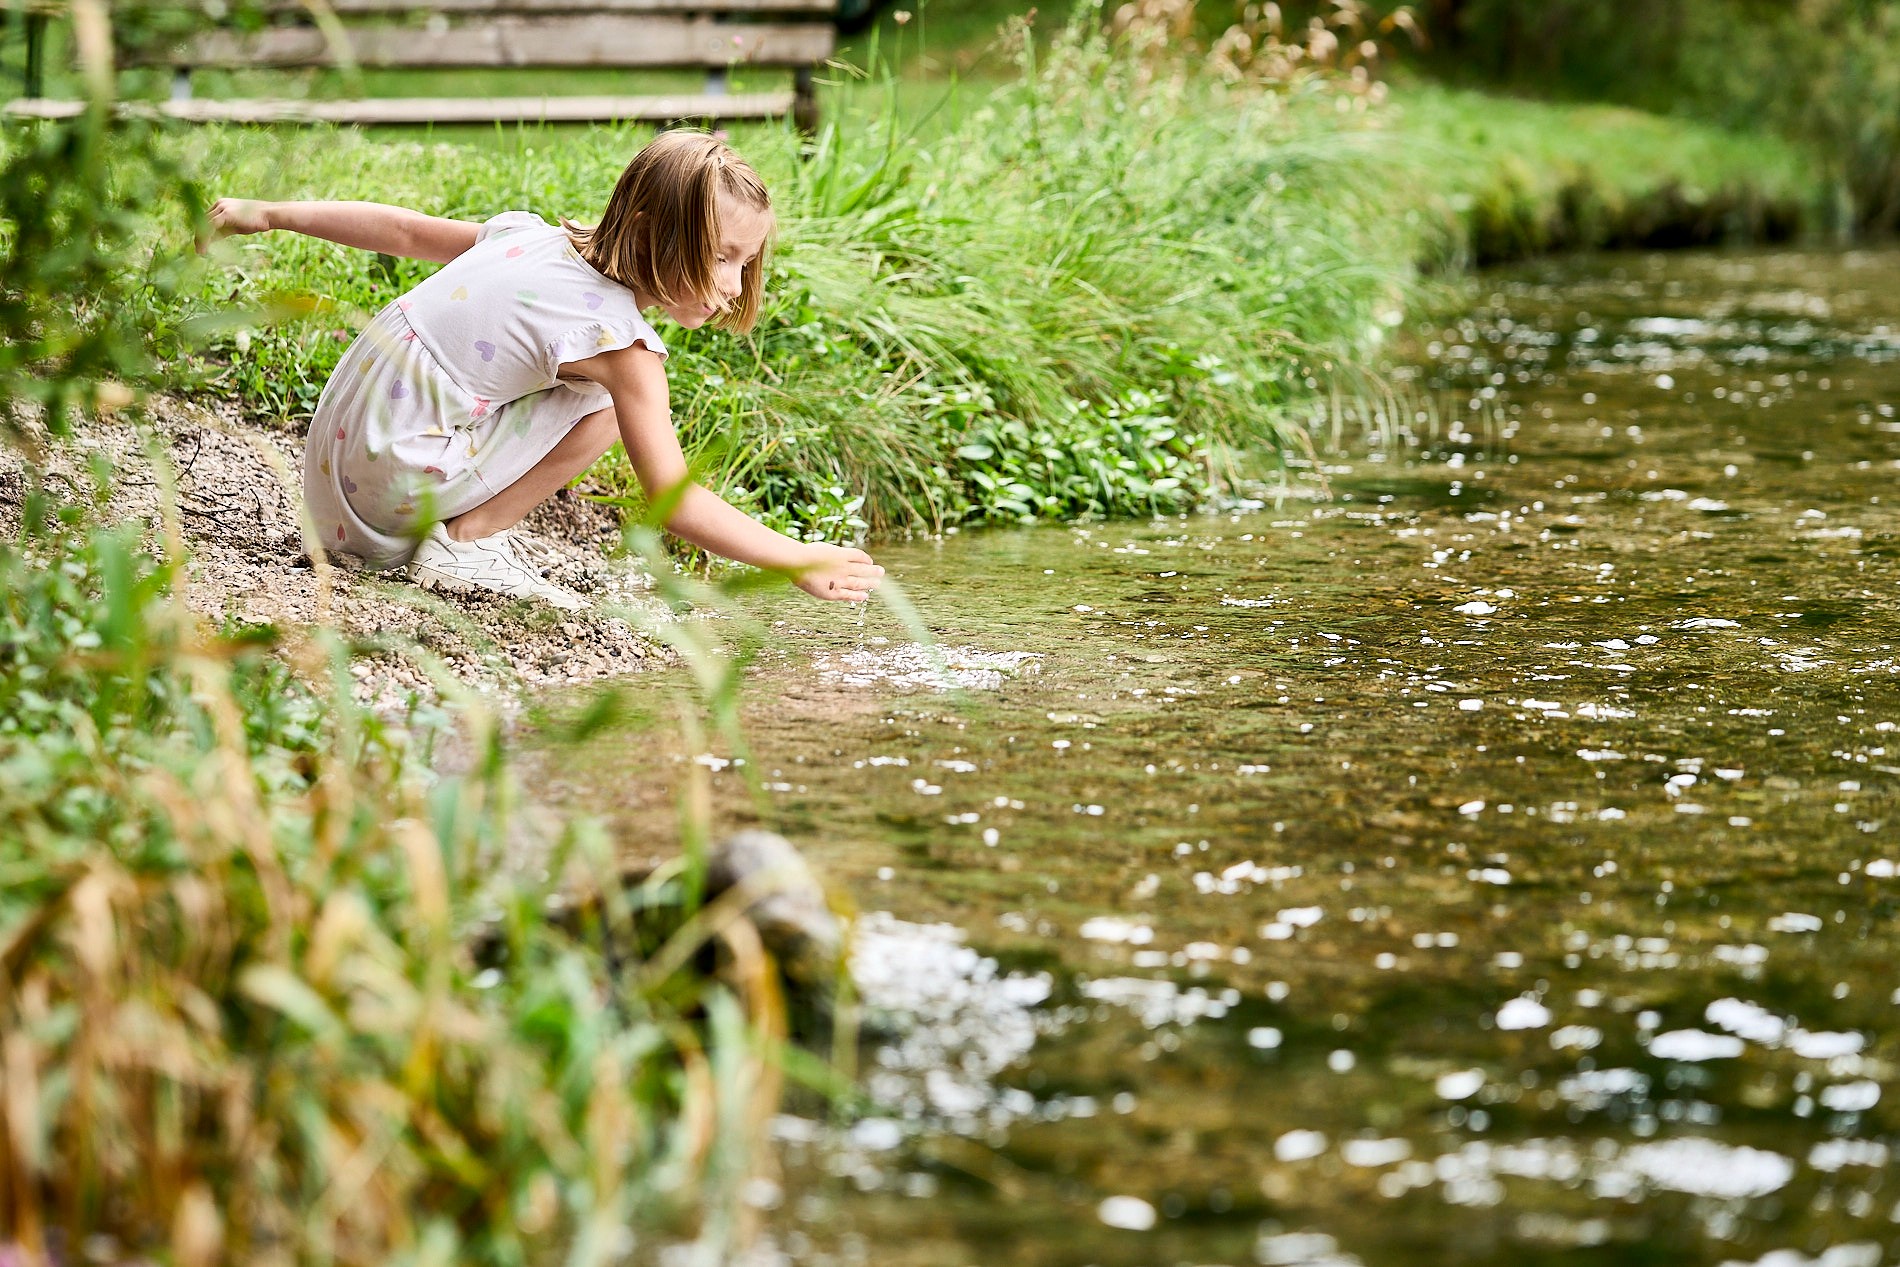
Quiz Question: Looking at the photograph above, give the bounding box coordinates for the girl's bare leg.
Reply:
[445,406,618,542]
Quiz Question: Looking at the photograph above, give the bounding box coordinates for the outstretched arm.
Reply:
[201,197,480,263]
[570,343,884,602]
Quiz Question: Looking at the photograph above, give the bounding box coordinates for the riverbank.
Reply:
[0,33,1822,720]
[39,61,1817,688]
[0,398,672,709]
[1398,83,1816,266]
[156,29,1822,566]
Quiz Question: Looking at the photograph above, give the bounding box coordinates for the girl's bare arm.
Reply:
[570,343,883,602]
[202,197,480,263]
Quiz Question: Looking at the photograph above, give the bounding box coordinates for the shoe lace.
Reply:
[499,530,562,575]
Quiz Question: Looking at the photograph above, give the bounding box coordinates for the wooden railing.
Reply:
[5,0,837,127]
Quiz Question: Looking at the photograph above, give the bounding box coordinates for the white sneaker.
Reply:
[408,523,588,611]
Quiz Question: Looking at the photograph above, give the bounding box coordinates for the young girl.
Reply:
[207,130,882,611]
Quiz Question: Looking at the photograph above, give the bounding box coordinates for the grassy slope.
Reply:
[1400,83,1814,207]
[1395,82,1817,265]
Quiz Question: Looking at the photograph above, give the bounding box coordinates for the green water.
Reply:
[542,248,1900,1267]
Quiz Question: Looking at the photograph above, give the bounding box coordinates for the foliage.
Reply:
[0,498,781,1266]
[1673,0,1900,236]
[0,94,181,437]
[955,389,1205,522]
[0,0,285,438]
[1383,0,1900,234]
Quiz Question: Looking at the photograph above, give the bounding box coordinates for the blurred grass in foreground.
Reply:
[0,473,797,1265]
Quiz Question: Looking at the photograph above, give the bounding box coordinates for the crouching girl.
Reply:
[209,130,882,610]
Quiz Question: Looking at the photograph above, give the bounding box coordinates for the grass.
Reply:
[1394,82,1819,265]
[0,483,797,1265]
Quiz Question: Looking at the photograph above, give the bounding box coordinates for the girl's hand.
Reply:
[198,197,274,253]
[793,543,884,602]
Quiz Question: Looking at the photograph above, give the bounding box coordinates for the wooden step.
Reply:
[2,89,796,124]
[126,15,835,70]
[278,0,836,12]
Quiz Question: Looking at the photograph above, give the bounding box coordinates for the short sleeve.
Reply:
[548,318,669,385]
[478,210,548,243]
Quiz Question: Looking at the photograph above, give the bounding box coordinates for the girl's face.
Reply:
[657,191,772,330]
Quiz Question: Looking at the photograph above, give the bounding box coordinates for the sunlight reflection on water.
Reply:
[563,249,1900,1267]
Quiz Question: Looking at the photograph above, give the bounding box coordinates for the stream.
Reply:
[537,247,1900,1267]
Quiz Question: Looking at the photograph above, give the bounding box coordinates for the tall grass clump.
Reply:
[666,2,1416,534]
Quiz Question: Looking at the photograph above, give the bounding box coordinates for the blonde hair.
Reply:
[566,130,773,334]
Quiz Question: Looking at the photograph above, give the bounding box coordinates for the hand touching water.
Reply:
[794,543,884,602]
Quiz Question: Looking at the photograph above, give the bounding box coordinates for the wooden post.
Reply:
[791,64,815,134]
[24,10,46,99]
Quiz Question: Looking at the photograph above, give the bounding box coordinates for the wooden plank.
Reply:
[17,0,833,13]
[3,89,795,123]
[133,15,834,68]
[291,0,835,12]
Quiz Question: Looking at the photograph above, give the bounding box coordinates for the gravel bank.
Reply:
[0,397,675,711]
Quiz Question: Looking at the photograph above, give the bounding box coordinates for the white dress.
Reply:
[303,211,668,567]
